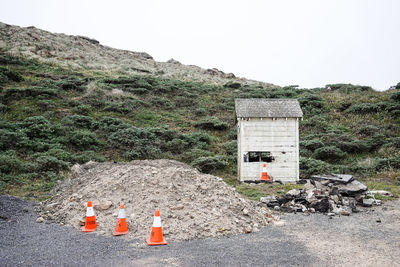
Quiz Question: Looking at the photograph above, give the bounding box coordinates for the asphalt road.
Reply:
[1,194,399,266]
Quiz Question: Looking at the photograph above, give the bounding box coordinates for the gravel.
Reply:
[37,160,272,241]
[1,195,315,266]
[2,195,400,266]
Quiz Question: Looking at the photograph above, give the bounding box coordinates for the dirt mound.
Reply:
[37,160,272,241]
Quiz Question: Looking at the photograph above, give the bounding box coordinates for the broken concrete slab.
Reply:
[337,180,368,196]
[303,181,315,191]
[286,189,301,197]
[266,175,373,216]
[311,174,354,184]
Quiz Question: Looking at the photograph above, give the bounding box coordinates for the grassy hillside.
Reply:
[1,51,400,199]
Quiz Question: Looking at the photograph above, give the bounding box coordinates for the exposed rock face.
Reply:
[77,35,100,45]
[0,21,276,88]
[167,58,181,64]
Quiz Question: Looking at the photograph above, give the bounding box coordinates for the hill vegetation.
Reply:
[1,50,399,198]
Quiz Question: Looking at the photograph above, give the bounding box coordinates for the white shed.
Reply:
[235,99,303,183]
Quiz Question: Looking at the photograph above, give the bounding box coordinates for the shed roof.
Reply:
[235,98,303,118]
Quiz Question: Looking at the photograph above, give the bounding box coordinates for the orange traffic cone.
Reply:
[113,202,128,236]
[146,209,167,246]
[82,200,97,232]
[260,163,270,182]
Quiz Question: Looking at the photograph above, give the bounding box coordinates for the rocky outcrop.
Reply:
[0,21,276,88]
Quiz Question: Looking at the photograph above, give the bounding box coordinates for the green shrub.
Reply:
[390,90,400,102]
[366,134,386,151]
[222,140,237,155]
[376,156,400,171]
[110,126,167,159]
[0,151,24,174]
[313,146,347,161]
[123,87,149,95]
[300,115,329,132]
[103,99,148,113]
[194,107,207,116]
[149,97,175,109]
[382,137,400,149]
[183,149,214,163]
[357,125,380,136]
[319,132,368,153]
[266,88,299,98]
[108,127,149,147]
[165,138,189,154]
[72,105,91,115]
[20,116,52,139]
[298,93,326,116]
[3,87,57,100]
[35,155,70,172]
[195,116,229,131]
[103,77,137,85]
[149,127,180,141]
[103,76,153,89]
[82,95,107,109]
[300,157,332,178]
[385,102,400,117]
[184,132,212,150]
[73,151,106,164]
[300,139,324,151]
[124,146,162,160]
[134,78,153,89]
[0,128,29,150]
[228,128,237,140]
[192,156,227,173]
[97,117,129,133]
[62,115,95,129]
[0,52,37,66]
[58,76,87,92]
[37,100,57,111]
[0,66,23,82]
[336,140,369,153]
[42,148,73,162]
[347,103,385,113]
[224,82,241,89]
[67,130,100,149]
[0,104,7,114]
[174,96,197,108]
[325,84,373,93]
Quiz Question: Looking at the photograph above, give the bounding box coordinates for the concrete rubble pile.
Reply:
[261,174,381,216]
[37,160,274,241]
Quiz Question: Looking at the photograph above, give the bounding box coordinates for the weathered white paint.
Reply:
[237,117,300,183]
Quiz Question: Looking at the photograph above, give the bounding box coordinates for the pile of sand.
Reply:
[37,160,273,241]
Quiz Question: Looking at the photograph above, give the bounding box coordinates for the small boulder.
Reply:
[70,164,83,179]
[244,226,252,233]
[362,198,374,207]
[93,200,113,211]
[243,208,249,216]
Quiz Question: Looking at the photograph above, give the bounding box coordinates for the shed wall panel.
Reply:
[237,118,300,183]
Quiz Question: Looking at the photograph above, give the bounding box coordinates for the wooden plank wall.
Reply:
[237,118,299,183]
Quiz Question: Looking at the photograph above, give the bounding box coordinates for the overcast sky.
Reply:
[1,0,399,90]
